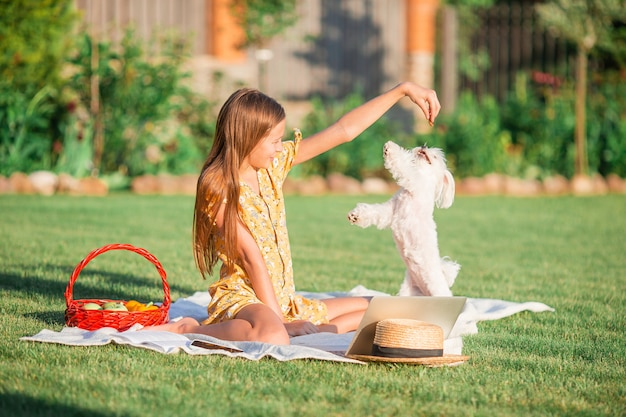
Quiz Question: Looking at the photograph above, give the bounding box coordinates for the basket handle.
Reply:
[64,243,171,310]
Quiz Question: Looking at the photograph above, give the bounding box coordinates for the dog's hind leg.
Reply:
[397,270,425,296]
[401,248,453,297]
[441,257,460,288]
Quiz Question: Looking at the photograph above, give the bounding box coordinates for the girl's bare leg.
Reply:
[143,303,290,345]
[320,297,370,333]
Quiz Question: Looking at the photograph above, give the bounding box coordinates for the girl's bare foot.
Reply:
[142,317,200,333]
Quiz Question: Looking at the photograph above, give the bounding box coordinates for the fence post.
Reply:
[211,0,246,62]
[406,0,439,132]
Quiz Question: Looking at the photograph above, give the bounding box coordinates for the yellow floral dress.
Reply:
[202,130,329,325]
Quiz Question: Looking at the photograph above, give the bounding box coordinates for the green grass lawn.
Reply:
[1,193,624,417]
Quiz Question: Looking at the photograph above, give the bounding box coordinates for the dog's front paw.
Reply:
[348,203,391,229]
[347,208,361,225]
[347,205,368,227]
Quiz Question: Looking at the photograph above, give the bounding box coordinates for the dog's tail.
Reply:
[441,257,461,287]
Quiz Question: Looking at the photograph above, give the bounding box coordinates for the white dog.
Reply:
[347,141,460,296]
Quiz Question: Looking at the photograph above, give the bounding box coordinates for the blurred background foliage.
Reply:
[0,0,77,175]
[64,30,214,178]
[0,0,625,184]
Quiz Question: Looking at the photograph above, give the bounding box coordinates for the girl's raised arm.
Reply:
[294,82,440,165]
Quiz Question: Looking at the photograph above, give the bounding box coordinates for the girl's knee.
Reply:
[174,317,201,333]
[236,304,290,344]
[251,323,290,345]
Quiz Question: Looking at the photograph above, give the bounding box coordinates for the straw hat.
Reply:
[349,318,469,366]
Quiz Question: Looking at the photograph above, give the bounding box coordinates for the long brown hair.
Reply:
[193,88,286,279]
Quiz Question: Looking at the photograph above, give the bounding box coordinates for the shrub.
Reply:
[501,73,576,179]
[422,71,625,180]
[0,0,78,176]
[64,29,214,177]
[0,0,77,93]
[587,72,626,177]
[0,87,58,175]
[501,71,626,179]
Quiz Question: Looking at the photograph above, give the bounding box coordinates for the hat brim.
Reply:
[348,354,469,367]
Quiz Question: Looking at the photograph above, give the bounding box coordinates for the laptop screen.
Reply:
[345,296,466,357]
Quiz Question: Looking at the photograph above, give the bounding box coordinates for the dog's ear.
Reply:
[436,170,455,208]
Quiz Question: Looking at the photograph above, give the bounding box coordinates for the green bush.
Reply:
[500,71,626,179]
[52,113,94,178]
[423,71,626,180]
[0,0,216,180]
[500,73,576,179]
[0,87,57,175]
[64,29,213,177]
[0,0,78,176]
[0,0,77,93]
[587,72,626,177]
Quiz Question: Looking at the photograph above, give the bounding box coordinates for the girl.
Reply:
[148,82,440,345]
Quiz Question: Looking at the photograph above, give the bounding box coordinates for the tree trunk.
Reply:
[91,35,103,176]
[440,6,458,114]
[574,46,588,176]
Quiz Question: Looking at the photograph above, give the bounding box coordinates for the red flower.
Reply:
[53,140,63,154]
[66,101,77,113]
[531,71,562,88]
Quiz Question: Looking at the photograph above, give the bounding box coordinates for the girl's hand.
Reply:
[401,81,441,126]
[284,320,320,337]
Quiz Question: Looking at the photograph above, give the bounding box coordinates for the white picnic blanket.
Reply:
[21,286,554,364]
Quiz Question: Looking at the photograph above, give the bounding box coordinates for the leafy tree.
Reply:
[0,0,78,174]
[536,0,626,176]
[231,0,299,91]
[0,0,77,93]
[66,30,208,177]
[232,0,298,48]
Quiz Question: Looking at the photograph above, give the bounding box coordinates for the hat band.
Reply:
[372,344,443,359]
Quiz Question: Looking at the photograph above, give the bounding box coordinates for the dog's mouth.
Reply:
[416,146,432,164]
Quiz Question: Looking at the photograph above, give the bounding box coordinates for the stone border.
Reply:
[0,172,108,196]
[1,171,624,197]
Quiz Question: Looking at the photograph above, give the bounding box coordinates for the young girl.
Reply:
[148,82,440,345]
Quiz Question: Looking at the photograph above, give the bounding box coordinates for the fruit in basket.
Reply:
[125,300,158,312]
[142,302,159,311]
[82,302,102,310]
[102,302,128,311]
[125,300,143,312]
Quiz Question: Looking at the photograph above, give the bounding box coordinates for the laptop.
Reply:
[345,296,466,358]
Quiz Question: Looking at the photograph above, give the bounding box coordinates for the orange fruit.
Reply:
[125,300,143,312]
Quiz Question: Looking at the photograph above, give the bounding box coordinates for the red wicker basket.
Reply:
[64,243,171,331]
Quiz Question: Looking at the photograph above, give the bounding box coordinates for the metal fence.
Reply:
[461,0,575,101]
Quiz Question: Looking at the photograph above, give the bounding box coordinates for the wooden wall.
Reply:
[74,0,207,55]
[74,0,574,103]
[263,0,407,100]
